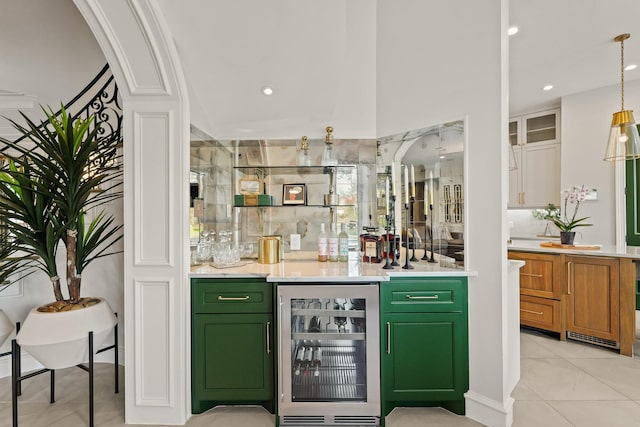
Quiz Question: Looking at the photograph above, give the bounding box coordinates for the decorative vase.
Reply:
[560,231,576,245]
[16,298,116,369]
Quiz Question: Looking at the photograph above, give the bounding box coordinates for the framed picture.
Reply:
[239,177,261,195]
[283,184,306,205]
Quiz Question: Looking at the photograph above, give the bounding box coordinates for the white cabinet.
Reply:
[508,109,561,208]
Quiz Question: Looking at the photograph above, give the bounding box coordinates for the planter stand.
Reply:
[9,315,119,427]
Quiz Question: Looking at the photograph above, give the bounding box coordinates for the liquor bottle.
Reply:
[318,223,328,262]
[328,223,339,262]
[338,223,349,262]
[359,226,382,263]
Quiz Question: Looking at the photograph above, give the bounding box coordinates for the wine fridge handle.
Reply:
[386,322,391,354]
[266,321,271,354]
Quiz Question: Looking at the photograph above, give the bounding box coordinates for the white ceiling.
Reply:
[509,0,640,115]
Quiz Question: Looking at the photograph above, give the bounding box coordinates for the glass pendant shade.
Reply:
[604,110,640,161]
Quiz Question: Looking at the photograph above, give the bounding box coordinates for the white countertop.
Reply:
[190,250,474,281]
[509,239,640,259]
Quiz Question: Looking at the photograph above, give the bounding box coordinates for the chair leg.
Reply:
[11,339,18,427]
[114,315,119,394]
[50,370,55,403]
[89,331,94,427]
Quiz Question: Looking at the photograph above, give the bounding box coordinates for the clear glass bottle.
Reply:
[317,223,328,262]
[338,223,349,262]
[328,223,339,262]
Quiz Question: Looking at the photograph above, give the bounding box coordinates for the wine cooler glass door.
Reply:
[278,284,380,417]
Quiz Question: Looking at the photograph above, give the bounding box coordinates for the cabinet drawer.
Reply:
[509,251,561,300]
[382,277,467,313]
[192,279,273,314]
[520,295,561,333]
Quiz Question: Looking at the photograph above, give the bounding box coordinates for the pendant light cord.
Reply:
[621,36,625,111]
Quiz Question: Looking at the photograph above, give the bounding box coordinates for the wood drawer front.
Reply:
[382,277,467,313]
[192,279,273,314]
[509,251,560,299]
[520,295,561,332]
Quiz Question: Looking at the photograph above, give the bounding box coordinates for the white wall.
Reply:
[377,0,512,425]
[0,0,107,136]
[561,79,640,245]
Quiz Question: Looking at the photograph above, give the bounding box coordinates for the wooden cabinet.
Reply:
[191,278,274,414]
[508,109,561,208]
[380,277,468,418]
[509,250,637,356]
[508,251,565,335]
[565,255,619,344]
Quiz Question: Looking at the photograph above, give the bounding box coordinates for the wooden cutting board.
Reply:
[539,242,601,250]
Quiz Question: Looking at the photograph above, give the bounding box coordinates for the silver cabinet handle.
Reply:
[217,295,249,301]
[520,309,544,316]
[386,322,391,354]
[405,295,439,300]
[266,321,271,354]
[567,261,572,295]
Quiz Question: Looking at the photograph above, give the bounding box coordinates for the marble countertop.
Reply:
[508,239,640,259]
[190,250,473,281]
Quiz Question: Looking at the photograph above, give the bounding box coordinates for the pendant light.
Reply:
[604,33,640,161]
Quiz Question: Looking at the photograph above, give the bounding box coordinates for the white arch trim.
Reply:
[73,0,190,424]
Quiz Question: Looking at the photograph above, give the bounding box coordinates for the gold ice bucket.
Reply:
[258,235,282,264]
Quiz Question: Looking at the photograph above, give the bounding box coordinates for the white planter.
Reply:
[0,309,14,345]
[16,298,117,369]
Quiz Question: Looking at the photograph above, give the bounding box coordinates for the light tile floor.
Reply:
[0,312,638,427]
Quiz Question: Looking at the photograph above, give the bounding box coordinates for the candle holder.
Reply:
[421,213,429,260]
[382,215,393,270]
[428,203,436,263]
[390,195,400,266]
[409,196,418,262]
[402,203,413,269]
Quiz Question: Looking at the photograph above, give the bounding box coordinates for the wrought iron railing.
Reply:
[3,63,122,149]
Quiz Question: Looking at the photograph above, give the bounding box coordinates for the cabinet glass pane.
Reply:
[526,114,556,144]
[290,297,367,402]
[509,121,519,146]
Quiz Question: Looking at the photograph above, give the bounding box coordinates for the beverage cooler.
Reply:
[277,283,380,426]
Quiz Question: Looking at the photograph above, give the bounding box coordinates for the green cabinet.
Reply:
[380,277,468,418]
[191,278,275,414]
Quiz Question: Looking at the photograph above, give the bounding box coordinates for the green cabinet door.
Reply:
[382,312,468,403]
[192,313,274,413]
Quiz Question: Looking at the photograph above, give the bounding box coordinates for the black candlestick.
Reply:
[402,202,413,269]
[428,203,436,263]
[409,197,418,262]
[421,213,429,260]
[390,195,399,266]
[382,215,393,269]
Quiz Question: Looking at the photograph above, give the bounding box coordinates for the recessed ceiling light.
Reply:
[261,86,273,96]
[542,85,553,91]
[439,155,446,159]
[625,64,637,71]
[508,26,519,36]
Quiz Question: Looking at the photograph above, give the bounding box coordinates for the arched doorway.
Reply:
[73,1,191,423]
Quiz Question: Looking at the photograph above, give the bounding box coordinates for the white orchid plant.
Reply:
[552,185,592,232]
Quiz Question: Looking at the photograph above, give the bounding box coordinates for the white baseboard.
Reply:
[464,390,514,427]
[0,345,125,379]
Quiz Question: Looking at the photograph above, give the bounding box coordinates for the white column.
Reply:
[73,0,190,423]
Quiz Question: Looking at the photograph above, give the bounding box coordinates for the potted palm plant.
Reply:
[0,105,123,368]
